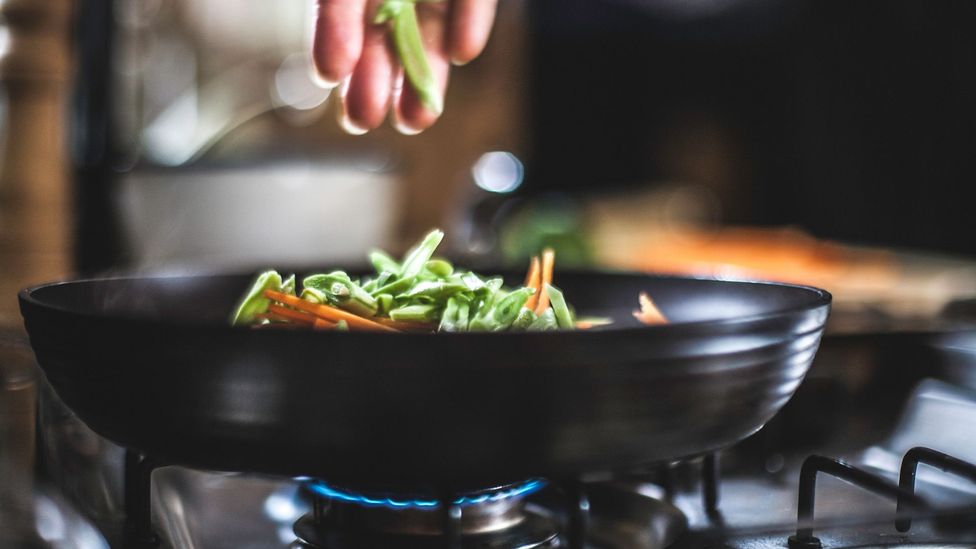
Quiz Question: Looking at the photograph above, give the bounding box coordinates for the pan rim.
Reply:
[18,269,832,338]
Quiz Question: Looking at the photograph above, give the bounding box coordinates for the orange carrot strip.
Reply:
[524,256,542,311]
[267,304,318,326]
[534,248,555,315]
[265,290,399,332]
[633,292,669,325]
[376,318,436,332]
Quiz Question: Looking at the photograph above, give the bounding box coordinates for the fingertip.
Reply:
[312,0,366,85]
[394,85,442,134]
[448,0,497,67]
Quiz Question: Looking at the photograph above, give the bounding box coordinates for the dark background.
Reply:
[528,0,976,255]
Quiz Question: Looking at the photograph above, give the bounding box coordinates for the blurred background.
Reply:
[3,0,976,328]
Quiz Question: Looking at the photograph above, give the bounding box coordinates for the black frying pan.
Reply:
[19,271,830,491]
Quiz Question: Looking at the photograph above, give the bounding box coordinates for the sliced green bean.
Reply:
[390,303,439,322]
[399,229,444,278]
[528,309,558,331]
[512,307,537,330]
[438,297,460,332]
[544,283,574,329]
[491,287,535,329]
[281,274,296,295]
[231,270,283,325]
[424,258,454,278]
[369,250,401,275]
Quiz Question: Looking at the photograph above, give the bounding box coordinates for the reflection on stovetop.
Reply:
[135,378,976,549]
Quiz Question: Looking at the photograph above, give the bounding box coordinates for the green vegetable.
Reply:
[425,258,453,278]
[390,303,439,323]
[545,283,575,329]
[512,307,537,330]
[369,250,401,275]
[231,270,284,325]
[231,229,579,333]
[374,0,444,114]
[528,309,558,331]
[304,272,378,317]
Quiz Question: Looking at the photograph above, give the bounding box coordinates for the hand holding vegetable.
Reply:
[312,0,498,134]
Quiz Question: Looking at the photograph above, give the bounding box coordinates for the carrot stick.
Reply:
[534,248,555,315]
[633,292,669,325]
[524,256,542,310]
[376,318,436,332]
[267,304,319,326]
[265,290,399,332]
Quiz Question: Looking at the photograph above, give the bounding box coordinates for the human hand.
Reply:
[312,0,498,134]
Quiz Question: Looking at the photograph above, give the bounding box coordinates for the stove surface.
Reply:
[134,378,976,549]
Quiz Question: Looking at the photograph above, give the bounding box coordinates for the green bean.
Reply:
[544,284,574,329]
[401,280,468,301]
[282,274,296,295]
[375,1,443,114]
[335,320,349,331]
[376,293,395,314]
[304,273,378,316]
[231,270,283,325]
[438,297,460,332]
[455,301,470,331]
[390,303,439,322]
[491,287,535,329]
[369,250,400,275]
[399,229,444,278]
[424,258,453,278]
[528,309,558,331]
[512,307,537,330]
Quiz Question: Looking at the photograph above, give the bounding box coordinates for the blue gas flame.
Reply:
[301,478,546,510]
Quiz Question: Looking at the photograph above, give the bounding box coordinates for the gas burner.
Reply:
[293,480,559,548]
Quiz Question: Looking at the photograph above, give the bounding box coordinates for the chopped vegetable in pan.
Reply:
[231,229,584,333]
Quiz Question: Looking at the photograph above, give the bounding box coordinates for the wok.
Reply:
[19,271,830,491]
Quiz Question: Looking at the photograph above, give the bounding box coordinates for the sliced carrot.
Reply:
[524,256,542,310]
[633,292,669,325]
[264,290,399,332]
[267,304,318,326]
[376,318,436,332]
[534,248,555,315]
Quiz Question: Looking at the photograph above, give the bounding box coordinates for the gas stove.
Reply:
[26,332,976,549]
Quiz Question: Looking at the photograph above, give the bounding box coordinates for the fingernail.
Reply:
[338,107,370,135]
[392,118,423,136]
[450,56,470,67]
[311,70,340,90]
